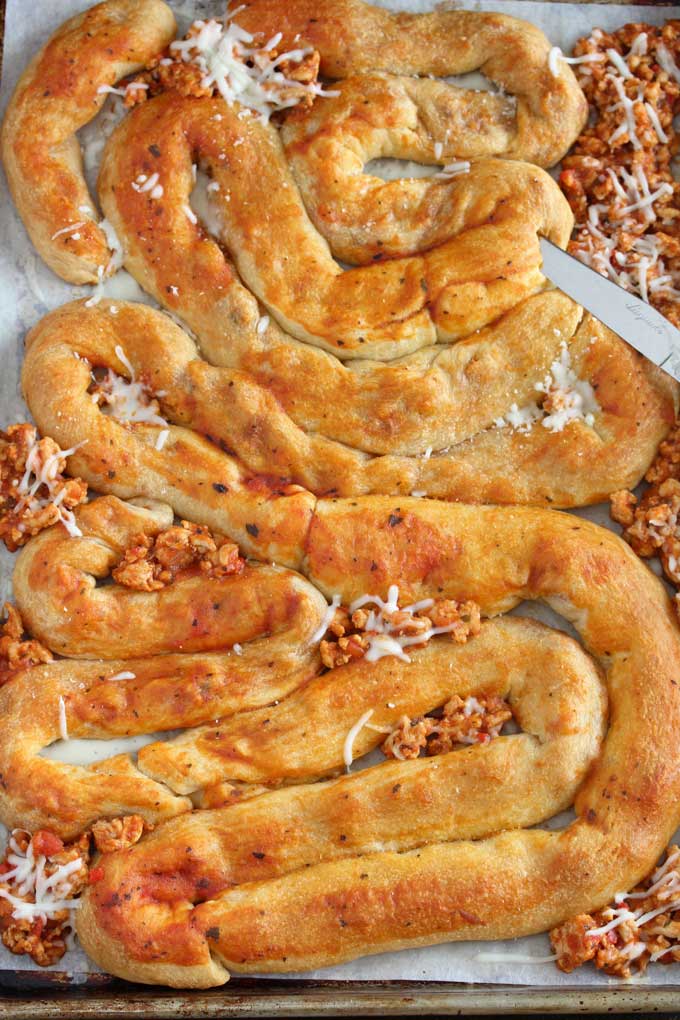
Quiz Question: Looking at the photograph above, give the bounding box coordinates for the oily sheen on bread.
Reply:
[68,498,680,985]
[22,299,677,512]
[0,0,176,284]
[0,495,327,836]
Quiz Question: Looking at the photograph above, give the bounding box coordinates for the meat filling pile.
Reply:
[559,21,680,326]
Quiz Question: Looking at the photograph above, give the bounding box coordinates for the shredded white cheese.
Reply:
[310,593,341,644]
[155,429,170,451]
[476,951,558,964]
[169,13,339,122]
[347,584,459,663]
[107,670,136,681]
[435,161,470,180]
[494,402,543,434]
[495,345,599,434]
[548,46,604,76]
[58,696,69,741]
[232,642,243,655]
[256,314,270,334]
[97,81,149,100]
[606,47,634,80]
[15,436,87,539]
[51,221,86,241]
[619,181,674,217]
[85,265,105,308]
[99,217,124,274]
[132,172,164,200]
[644,102,669,144]
[0,831,83,924]
[535,343,600,432]
[658,43,680,84]
[607,73,642,150]
[343,709,374,771]
[574,164,679,304]
[95,345,169,432]
[586,850,680,949]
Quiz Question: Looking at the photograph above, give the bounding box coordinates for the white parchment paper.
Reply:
[0,0,679,988]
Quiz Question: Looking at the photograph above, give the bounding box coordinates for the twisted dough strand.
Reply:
[98,94,568,357]
[74,499,680,985]
[23,301,316,567]
[0,0,586,287]
[1,496,327,836]
[22,300,677,512]
[232,0,588,167]
[1,0,176,283]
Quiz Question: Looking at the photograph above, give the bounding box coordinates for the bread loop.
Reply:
[0,0,586,288]
[232,0,588,168]
[74,498,680,985]
[137,615,605,797]
[79,617,607,986]
[0,495,327,837]
[23,299,677,512]
[279,73,572,266]
[98,92,568,357]
[22,301,316,567]
[0,0,176,284]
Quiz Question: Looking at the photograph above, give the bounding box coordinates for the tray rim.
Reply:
[2,0,680,1013]
[3,978,680,1018]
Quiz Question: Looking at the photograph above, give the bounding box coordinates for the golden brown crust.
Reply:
[2,0,584,289]
[22,301,315,567]
[0,0,176,284]
[0,495,327,837]
[5,0,680,989]
[98,92,568,358]
[232,0,588,167]
[280,73,572,267]
[21,298,677,512]
[73,499,680,985]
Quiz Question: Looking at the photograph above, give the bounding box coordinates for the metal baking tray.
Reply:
[1,0,679,1014]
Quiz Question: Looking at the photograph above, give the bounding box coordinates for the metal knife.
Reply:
[540,237,680,383]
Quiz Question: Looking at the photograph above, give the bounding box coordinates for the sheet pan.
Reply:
[1,0,679,1012]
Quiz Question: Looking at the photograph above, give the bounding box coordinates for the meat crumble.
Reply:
[381,694,513,761]
[551,845,680,977]
[112,519,244,591]
[0,603,52,687]
[0,424,87,551]
[559,21,680,325]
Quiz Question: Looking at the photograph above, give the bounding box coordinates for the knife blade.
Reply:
[539,237,680,383]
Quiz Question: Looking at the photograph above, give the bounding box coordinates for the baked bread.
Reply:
[0,0,176,283]
[0,0,586,286]
[22,299,677,512]
[1,495,327,836]
[8,0,676,507]
[2,0,680,990]
[70,498,680,985]
[232,0,588,167]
